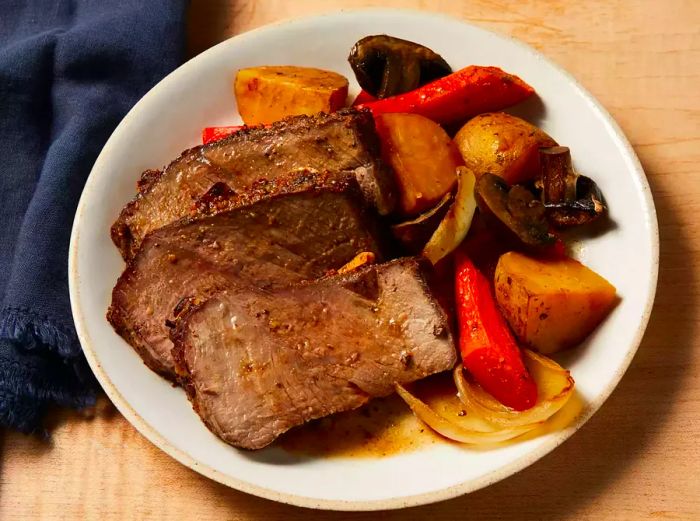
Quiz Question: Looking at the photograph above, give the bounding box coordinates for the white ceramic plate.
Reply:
[69,9,658,511]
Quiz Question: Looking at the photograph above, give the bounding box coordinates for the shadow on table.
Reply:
[193,155,696,521]
[187,0,249,57]
[0,393,118,457]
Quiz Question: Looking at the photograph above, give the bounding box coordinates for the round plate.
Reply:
[69,9,658,511]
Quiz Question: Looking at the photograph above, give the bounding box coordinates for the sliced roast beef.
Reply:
[171,258,456,450]
[111,109,395,260]
[107,176,385,379]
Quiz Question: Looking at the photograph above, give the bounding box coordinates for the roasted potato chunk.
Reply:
[494,252,617,354]
[454,112,556,184]
[234,66,349,125]
[375,112,462,215]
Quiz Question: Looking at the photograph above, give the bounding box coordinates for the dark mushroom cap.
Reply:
[348,35,452,99]
[476,173,556,246]
[539,146,607,228]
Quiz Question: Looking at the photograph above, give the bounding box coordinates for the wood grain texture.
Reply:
[2,1,699,519]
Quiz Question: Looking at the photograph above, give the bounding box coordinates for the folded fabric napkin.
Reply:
[0,0,188,433]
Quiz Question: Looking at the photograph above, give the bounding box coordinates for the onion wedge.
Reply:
[423,166,477,265]
[395,383,539,444]
[454,349,575,427]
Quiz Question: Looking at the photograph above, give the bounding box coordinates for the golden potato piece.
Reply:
[234,66,349,125]
[454,112,556,185]
[494,252,617,354]
[375,112,462,215]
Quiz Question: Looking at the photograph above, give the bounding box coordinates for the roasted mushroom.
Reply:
[539,146,606,227]
[348,35,452,98]
[476,173,556,246]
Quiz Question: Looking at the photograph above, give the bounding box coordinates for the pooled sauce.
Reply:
[278,371,586,458]
[278,392,432,458]
[279,372,466,457]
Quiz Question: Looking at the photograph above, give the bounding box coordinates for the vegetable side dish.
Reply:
[108,35,617,450]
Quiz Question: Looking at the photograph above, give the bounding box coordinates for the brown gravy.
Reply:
[278,371,585,458]
[279,372,473,457]
[278,391,434,458]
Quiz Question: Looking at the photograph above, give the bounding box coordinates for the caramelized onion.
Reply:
[395,384,539,444]
[453,350,575,428]
[423,167,477,265]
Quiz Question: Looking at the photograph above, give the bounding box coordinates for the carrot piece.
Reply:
[351,89,377,106]
[539,237,567,259]
[358,66,534,125]
[202,126,243,144]
[455,248,538,411]
[337,251,376,274]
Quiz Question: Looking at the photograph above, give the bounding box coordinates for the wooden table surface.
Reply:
[2,1,699,519]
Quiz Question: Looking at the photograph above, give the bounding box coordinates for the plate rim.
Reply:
[68,7,660,511]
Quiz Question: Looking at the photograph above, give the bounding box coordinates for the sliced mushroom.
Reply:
[348,35,452,99]
[476,173,556,246]
[539,146,607,228]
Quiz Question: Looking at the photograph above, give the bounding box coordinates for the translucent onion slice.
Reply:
[395,383,539,444]
[454,349,575,427]
[423,166,477,265]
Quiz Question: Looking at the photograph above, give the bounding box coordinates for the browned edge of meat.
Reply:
[170,257,457,450]
[107,172,391,381]
[192,169,347,217]
[136,169,163,193]
[110,149,191,259]
[110,109,396,261]
[107,304,178,380]
[106,262,231,383]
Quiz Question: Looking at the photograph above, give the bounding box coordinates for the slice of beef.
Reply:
[107,176,385,380]
[171,258,456,450]
[111,109,395,260]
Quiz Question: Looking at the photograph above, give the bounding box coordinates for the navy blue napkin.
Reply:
[0,0,188,433]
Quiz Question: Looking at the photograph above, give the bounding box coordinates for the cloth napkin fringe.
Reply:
[0,308,96,433]
[1,307,79,358]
